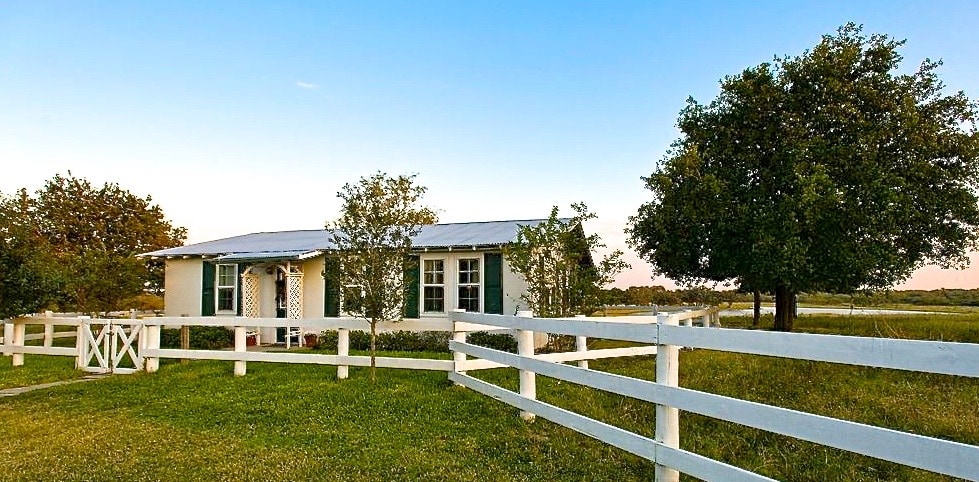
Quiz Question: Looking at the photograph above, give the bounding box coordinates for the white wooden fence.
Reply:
[4,308,977,481]
[447,310,979,482]
[0,315,145,374]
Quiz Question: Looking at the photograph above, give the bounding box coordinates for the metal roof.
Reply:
[211,250,324,263]
[140,219,559,258]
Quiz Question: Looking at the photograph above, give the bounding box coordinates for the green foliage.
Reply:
[1,173,186,316]
[159,326,234,350]
[466,331,518,353]
[329,172,438,379]
[316,330,451,353]
[0,192,62,318]
[314,329,517,354]
[504,203,628,317]
[629,24,979,331]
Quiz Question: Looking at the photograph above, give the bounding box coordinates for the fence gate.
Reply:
[78,320,144,374]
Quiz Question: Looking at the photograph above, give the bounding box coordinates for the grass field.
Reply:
[1,313,977,481]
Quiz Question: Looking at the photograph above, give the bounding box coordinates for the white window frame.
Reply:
[422,258,446,313]
[216,264,238,314]
[457,257,481,312]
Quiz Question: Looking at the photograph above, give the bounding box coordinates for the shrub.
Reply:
[466,331,517,353]
[160,326,234,350]
[316,330,450,353]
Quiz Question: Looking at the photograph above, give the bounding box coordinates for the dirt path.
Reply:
[0,374,108,398]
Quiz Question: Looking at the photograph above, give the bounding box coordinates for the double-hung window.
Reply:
[423,259,445,313]
[216,264,237,312]
[458,258,480,312]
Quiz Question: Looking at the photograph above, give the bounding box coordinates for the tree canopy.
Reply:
[329,172,437,380]
[628,24,979,331]
[0,192,60,319]
[0,173,186,317]
[504,203,628,317]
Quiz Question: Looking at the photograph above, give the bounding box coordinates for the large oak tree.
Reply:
[2,173,187,316]
[628,24,979,331]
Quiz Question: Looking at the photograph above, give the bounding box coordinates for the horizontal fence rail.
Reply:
[448,311,979,481]
[8,308,974,481]
[659,325,979,377]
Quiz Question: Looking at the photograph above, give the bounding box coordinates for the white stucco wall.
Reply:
[302,257,325,319]
[502,256,529,316]
[163,258,203,317]
[162,252,532,323]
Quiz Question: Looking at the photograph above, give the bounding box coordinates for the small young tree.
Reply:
[329,172,437,381]
[504,203,629,318]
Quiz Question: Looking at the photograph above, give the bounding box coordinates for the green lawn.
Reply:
[1,313,977,481]
[0,351,82,391]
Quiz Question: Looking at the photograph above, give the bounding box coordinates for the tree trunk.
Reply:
[370,321,377,382]
[752,289,761,328]
[773,283,795,332]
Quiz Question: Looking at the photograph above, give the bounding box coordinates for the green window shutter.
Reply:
[403,255,420,319]
[323,256,340,317]
[236,263,248,316]
[484,253,503,314]
[201,261,215,316]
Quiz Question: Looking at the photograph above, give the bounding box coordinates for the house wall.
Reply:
[164,259,203,317]
[502,257,529,316]
[302,257,325,319]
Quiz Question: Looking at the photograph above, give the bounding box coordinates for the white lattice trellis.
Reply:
[286,271,303,319]
[241,270,260,318]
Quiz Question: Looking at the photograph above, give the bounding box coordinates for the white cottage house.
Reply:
[140,220,566,343]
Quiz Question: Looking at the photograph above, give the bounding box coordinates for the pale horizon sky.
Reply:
[2,1,977,291]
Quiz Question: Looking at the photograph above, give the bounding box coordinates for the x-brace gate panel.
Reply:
[79,320,143,374]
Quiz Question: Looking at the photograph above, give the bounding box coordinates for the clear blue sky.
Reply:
[2,1,977,289]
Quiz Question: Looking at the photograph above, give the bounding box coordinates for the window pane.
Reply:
[424,259,444,285]
[217,265,236,287]
[424,286,444,312]
[458,286,479,312]
[458,259,479,284]
[217,287,234,311]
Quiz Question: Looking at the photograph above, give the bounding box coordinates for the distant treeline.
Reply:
[602,286,979,307]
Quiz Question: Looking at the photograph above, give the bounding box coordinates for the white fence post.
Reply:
[2,322,12,357]
[76,321,87,369]
[145,324,160,373]
[337,328,349,379]
[655,313,680,482]
[12,320,25,366]
[43,310,54,347]
[516,310,536,421]
[452,309,467,385]
[234,325,247,376]
[574,314,588,369]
